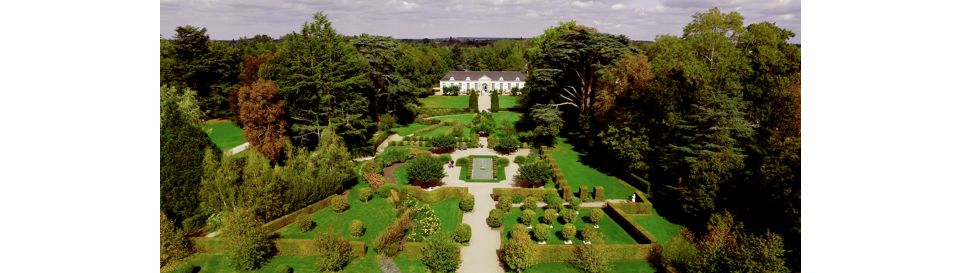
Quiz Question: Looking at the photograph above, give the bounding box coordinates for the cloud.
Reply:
[160,0,801,43]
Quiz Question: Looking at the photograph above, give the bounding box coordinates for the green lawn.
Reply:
[499,95,518,108]
[500,208,637,245]
[393,165,409,185]
[431,197,465,234]
[551,138,636,199]
[492,111,521,127]
[526,261,655,273]
[432,113,476,125]
[420,95,469,108]
[201,120,246,150]
[392,123,429,136]
[630,208,683,243]
[418,125,453,137]
[394,257,429,273]
[277,188,396,241]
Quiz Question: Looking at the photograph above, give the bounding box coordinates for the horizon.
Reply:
[160,0,801,43]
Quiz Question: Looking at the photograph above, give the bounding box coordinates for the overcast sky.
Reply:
[160,0,800,43]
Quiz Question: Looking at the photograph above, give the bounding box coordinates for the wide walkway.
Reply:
[478,91,491,112]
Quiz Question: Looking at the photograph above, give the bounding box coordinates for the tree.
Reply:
[454,224,472,243]
[468,89,479,112]
[160,212,194,267]
[161,90,219,228]
[422,234,462,273]
[532,224,550,243]
[491,89,500,112]
[560,209,576,224]
[442,85,460,96]
[262,12,372,150]
[527,104,563,145]
[354,34,419,121]
[662,211,790,273]
[315,229,353,272]
[237,79,287,162]
[240,152,286,221]
[163,26,240,118]
[279,126,354,211]
[589,208,603,226]
[543,209,558,227]
[514,161,553,188]
[560,224,577,242]
[520,209,535,226]
[405,155,445,187]
[571,244,611,273]
[222,208,274,270]
[501,225,534,272]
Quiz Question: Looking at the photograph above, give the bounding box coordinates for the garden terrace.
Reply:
[499,207,639,245]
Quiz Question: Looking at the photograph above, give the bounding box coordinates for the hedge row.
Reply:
[491,187,558,201]
[403,186,468,203]
[529,244,652,263]
[191,238,367,258]
[262,191,345,233]
[617,190,653,214]
[419,108,471,117]
[369,130,391,150]
[540,146,572,201]
[604,203,657,244]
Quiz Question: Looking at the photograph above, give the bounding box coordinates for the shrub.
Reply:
[514,162,553,188]
[581,226,602,243]
[316,229,353,272]
[543,209,558,226]
[161,212,194,267]
[570,197,582,211]
[350,220,365,237]
[377,183,401,198]
[493,136,521,154]
[571,244,611,273]
[545,193,564,211]
[275,264,292,273]
[512,195,524,203]
[358,188,373,202]
[514,155,527,165]
[222,209,274,270]
[442,85,460,96]
[296,214,314,233]
[496,156,510,166]
[561,224,577,242]
[374,212,413,257]
[380,146,411,165]
[501,229,534,272]
[331,195,349,213]
[497,195,513,211]
[378,113,398,131]
[491,89,500,112]
[511,224,530,239]
[422,234,462,273]
[579,186,589,199]
[520,209,536,226]
[454,224,472,244]
[408,203,442,241]
[429,134,457,151]
[406,155,445,188]
[437,153,452,163]
[487,209,504,228]
[533,224,551,243]
[589,208,603,225]
[561,208,576,224]
[594,186,605,201]
[363,172,386,191]
[522,196,539,211]
[455,157,469,166]
[459,194,475,212]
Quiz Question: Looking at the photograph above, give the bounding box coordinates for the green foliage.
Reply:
[543,209,558,226]
[408,202,442,241]
[442,85,461,96]
[502,227,535,272]
[491,89,500,112]
[468,89,479,112]
[275,264,292,273]
[545,193,564,211]
[455,157,469,166]
[161,97,219,227]
[378,113,398,131]
[589,208,603,225]
[160,212,194,267]
[405,155,445,185]
[315,229,353,272]
[487,209,504,228]
[560,209,576,224]
[455,224,472,244]
[521,209,536,226]
[331,195,349,213]
[527,104,563,145]
[429,134,457,148]
[660,211,789,273]
[497,195,514,211]
[560,224,577,241]
[422,234,462,273]
[493,135,521,154]
[161,26,240,118]
[222,209,274,270]
[279,127,354,213]
[471,111,495,133]
[514,155,527,165]
[593,186,604,201]
[515,161,554,188]
[296,214,314,232]
[459,194,475,212]
[582,226,602,243]
[571,244,612,273]
[570,197,582,211]
[374,211,413,257]
[533,224,551,243]
[350,219,365,237]
[523,196,539,211]
[357,188,373,202]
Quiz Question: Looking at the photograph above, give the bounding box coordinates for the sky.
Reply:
[160,0,800,43]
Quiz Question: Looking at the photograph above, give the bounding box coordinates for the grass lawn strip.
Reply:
[551,138,636,199]
[500,207,637,245]
[392,123,429,136]
[200,120,246,150]
[629,208,683,243]
[499,95,518,108]
[420,95,469,108]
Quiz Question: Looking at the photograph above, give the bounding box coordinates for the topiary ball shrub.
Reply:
[533,224,551,243]
[545,193,563,211]
[522,196,539,211]
[510,224,529,240]
[275,264,292,273]
[454,223,472,244]
[487,209,504,228]
[520,209,536,226]
[455,157,469,167]
[561,224,577,243]
[581,226,602,244]
[406,155,446,188]
[497,195,513,211]
[358,188,373,203]
[543,209,558,227]
[331,195,349,213]
[589,208,603,226]
[560,208,576,224]
[460,194,475,212]
[296,214,314,233]
[350,219,365,238]
[514,155,527,165]
[570,197,582,211]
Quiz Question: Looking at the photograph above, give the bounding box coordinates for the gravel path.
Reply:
[478,92,491,112]
[459,186,504,273]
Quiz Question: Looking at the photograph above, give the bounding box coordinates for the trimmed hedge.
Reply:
[529,244,652,263]
[192,238,366,257]
[402,186,468,203]
[579,186,589,199]
[491,188,558,201]
[604,203,657,244]
[261,191,343,233]
[594,186,605,201]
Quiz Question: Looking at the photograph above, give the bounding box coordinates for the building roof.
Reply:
[441,71,526,81]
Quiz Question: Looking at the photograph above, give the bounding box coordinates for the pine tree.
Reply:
[161,95,219,227]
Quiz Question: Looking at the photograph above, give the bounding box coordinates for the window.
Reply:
[507,83,511,89]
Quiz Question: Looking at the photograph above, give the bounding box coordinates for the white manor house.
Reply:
[439,71,525,95]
